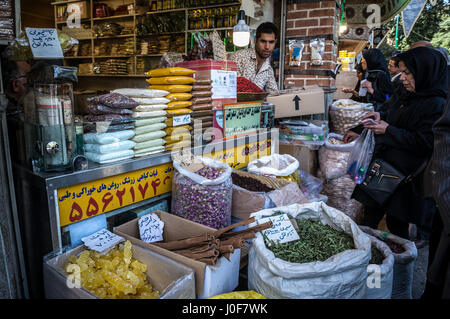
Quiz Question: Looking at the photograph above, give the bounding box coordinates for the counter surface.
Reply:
[15,130,278,253]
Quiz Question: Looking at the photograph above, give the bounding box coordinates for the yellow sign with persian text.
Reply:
[56,139,271,227]
[57,163,174,227]
[204,138,271,170]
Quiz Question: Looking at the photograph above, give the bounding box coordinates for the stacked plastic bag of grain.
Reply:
[83,92,138,164]
[145,67,196,152]
[190,79,214,143]
[112,88,169,158]
[329,99,373,135]
[316,133,364,224]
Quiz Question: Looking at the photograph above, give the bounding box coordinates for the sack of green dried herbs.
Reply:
[171,153,233,229]
[359,226,417,299]
[364,234,394,299]
[247,202,371,299]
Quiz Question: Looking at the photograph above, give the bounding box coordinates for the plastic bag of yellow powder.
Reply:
[146,85,193,93]
[146,76,195,85]
[146,67,195,77]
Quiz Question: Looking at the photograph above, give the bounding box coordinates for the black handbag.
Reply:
[359,158,428,206]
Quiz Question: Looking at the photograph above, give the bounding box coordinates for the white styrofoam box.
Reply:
[198,248,241,299]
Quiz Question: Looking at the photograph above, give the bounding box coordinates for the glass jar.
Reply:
[216,8,223,28]
[33,83,75,172]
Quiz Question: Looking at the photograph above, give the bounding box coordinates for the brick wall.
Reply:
[284,0,339,89]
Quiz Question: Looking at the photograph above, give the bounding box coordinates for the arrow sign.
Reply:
[293,95,301,110]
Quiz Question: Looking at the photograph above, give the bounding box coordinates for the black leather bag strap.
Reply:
[404,158,430,184]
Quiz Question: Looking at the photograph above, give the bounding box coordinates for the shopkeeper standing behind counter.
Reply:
[229,22,279,94]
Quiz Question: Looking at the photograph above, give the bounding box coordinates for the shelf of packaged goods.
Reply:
[138,2,241,15]
[188,2,241,10]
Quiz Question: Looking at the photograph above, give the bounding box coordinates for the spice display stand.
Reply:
[12,129,276,298]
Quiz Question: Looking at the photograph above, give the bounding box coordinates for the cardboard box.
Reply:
[175,59,237,108]
[279,143,318,176]
[113,210,241,298]
[231,170,308,220]
[335,70,358,101]
[267,86,325,118]
[43,243,195,299]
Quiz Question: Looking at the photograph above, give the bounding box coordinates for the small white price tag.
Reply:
[25,28,64,59]
[173,114,191,126]
[138,213,164,243]
[82,229,125,254]
[258,214,300,246]
[210,70,237,99]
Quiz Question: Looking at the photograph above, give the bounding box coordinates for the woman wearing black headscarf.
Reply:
[359,48,395,111]
[348,47,448,238]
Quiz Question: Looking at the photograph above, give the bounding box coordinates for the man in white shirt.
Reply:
[388,53,402,84]
[388,52,405,96]
[229,22,279,94]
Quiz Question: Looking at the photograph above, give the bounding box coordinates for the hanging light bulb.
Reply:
[233,10,250,47]
[339,23,348,34]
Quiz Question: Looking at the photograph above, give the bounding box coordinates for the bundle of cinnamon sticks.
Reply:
[151,217,273,265]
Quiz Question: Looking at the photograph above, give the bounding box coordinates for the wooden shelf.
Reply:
[94,34,135,39]
[93,14,135,21]
[56,18,90,24]
[188,1,241,10]
[137,31,185,36]
[78,74,148,77]
[145,8,186,15]
[93,55,134,58]
[64,56,93,59]
[187,27,234,32]
[51,0,88,5]
[135,54,164,57]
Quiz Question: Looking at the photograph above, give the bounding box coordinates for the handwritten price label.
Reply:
[25,28,64,59]
[173,114,191,126]
[82,229,125,254]
[258,214,299,246]
[138,213,164,243]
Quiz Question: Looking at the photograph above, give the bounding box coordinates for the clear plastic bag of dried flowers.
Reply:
[171,156,232,229]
